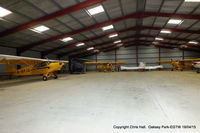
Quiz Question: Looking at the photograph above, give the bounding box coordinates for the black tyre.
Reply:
[197,69,200,73]
[54,75,58,79]
[43,76,48,81]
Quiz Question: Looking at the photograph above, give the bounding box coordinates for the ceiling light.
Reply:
[185,0,200,2]
[94,49,99,52]
[188,41,198,44]
[61,37,73,42]
[76,42,85,47]
[160,30,172,34]
[31,25,49,33]
[117,43,123,47]
[109,33,118,38]
[87,47,94,50]
[168,19,183,25]
[102,25,114,31]
[155,37,164,41]
[114,40,122,44]
[87,5,104,15]
[0,7,12,17]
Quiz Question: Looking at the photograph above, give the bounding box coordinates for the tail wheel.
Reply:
[43,76,48,81]
[197,69,200,73]
[54,75,58,79]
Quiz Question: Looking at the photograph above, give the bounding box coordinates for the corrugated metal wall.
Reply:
[85,45,200,70]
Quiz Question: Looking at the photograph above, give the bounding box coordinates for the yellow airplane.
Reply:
[84,61,128,72]
[157,59,200,71]
[0,54,68,81]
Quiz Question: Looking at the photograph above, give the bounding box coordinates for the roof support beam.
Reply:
[16,12,200,53]
[43,26,200,56]
[58,32,200,57]
[0,0,107,38]
[58,35,142,57]
[42,27,142,56]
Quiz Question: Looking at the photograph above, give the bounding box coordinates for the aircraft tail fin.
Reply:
[6,64,17,75]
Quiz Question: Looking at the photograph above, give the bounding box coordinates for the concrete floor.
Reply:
[0,71,200,133]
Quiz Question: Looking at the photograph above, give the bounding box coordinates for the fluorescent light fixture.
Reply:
[87,5,104,15]
[76,42,85,47]
[188,41,198,44]
[155,37,164,41]
[114,40,122,44]
[180,45,188,48]
[0,7,12,17]
[87,47,94,50]
[31,25,49,33]
[168,19,183,25]
[102,25,114,31]
[94,49,99,52]
[61,37,73,42]
[185,0,200,2]
[109,33,118,38]
[160,30,172,34]
[117,43,123,47]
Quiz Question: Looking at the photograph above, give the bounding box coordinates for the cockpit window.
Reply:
[34,62,47,69]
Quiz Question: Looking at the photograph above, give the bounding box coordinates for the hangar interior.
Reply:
[0,0,200,132]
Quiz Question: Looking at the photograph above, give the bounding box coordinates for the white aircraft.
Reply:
[192,62,200,73]
[121,62,163,71]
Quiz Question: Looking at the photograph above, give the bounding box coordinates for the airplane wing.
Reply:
[109,61,128,64]
[84,61,128,65]
[144,65,163,70]
[84,62,108,65]
[180,59,200,62]
[0,54,68,65]
[121,66,145,70]
[157,60,172,63]
[121,65,163,71]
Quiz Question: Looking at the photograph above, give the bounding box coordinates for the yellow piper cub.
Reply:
[84,61,127,72]
[157,59,200,71]
[0,54,68,81]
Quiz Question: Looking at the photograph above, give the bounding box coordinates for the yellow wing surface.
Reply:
[84,61,128,65]
[84,62,108,65]
[157,59,200,64]
[109,61,128,64]
[180,59,200,62]
[0,54,68,65]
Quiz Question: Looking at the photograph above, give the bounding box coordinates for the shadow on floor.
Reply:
[0,76,43,88]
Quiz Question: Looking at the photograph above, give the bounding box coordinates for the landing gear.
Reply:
[197,69,200,73]
[54,74,58,79]
[171,68,174,71]
[43,76,48,81]
[42,73,58,81]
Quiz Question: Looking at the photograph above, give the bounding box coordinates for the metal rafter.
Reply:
[0,0,107,38]
[59,32,199,57]
[3,11,200,53]
[42,25,200,56]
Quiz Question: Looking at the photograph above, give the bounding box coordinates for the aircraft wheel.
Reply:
[54,75,58,79]
[43,76,48,81]
[171,68,174,71]
[197,69,200,73]
[181,69,183,71]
